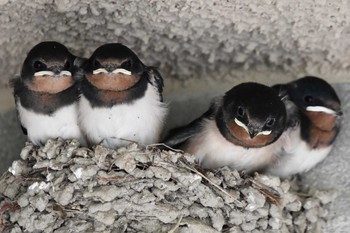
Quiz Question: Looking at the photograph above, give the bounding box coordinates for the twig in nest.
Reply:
[61,204,88,214]
[136,161,153,170]
[112,137,139,145]
[31,167,49,173]
[20,177,45,182]
[97,176,133,183]
[168,215,183,233]
[250,179,281,205]
[146,143,185,153]
[294,192,314,198]
[53,204,67,219]
[0,202,20,228]
[179,158,244,208]
[0,172,11,182]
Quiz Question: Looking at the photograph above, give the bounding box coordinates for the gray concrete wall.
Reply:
[1,0,350,87]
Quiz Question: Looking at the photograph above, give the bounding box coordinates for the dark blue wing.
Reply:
[11,77,28,135]
[163,97,221,148]
[272,84,300,129]
[146,66,164,102]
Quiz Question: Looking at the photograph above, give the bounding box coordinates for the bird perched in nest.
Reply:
[163,82,287,173]
[12,41,85,146]
[78,43,167,148]
[265,76,342,178]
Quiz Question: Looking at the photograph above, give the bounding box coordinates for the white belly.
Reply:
[266,126,333,178]
[78,84,167,148]
[188,120,285,173]
[17,101,84,146]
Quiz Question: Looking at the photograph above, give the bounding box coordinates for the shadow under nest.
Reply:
[0,138,335,233]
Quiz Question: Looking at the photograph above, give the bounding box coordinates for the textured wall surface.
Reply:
[1,0,350,88]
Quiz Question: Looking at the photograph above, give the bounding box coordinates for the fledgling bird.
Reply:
[265,76,342,178]
[12,41,85,146]
[78,43,167,148]
[163,82,287,173]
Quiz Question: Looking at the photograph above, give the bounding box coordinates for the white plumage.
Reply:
[187,120,287,173]
[17,101,84,146]
[78,84,167,148]
[265,126,332,178]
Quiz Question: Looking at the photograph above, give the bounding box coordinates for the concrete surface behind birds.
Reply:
[1,0,350,88]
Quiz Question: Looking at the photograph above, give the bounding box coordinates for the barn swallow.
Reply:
[163,82,287,173]
[12,41,85,146]
[78,43,167,148]
[265,76,342,178]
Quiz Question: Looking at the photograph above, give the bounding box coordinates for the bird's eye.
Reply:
[121,60,132,70]
[33,61,46,71]
[92,59,102,69]
[304,95,314,103]
[266,118,276,127]
[237,106,244,117]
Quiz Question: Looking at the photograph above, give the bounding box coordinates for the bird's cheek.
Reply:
[227,120,274,147]
[29,75,74,94]
[86,74,140,91]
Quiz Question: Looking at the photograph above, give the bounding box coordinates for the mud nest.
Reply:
[0,139,336,232]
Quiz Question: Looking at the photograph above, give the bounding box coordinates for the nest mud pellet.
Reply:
[0,139,336,232]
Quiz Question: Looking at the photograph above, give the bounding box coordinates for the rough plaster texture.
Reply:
[1,0,350,88]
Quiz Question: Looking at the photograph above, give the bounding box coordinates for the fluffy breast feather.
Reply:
[78,83,167,148]
[186,120,286,173]
[17,100,84,146]
[265,126,333,178]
